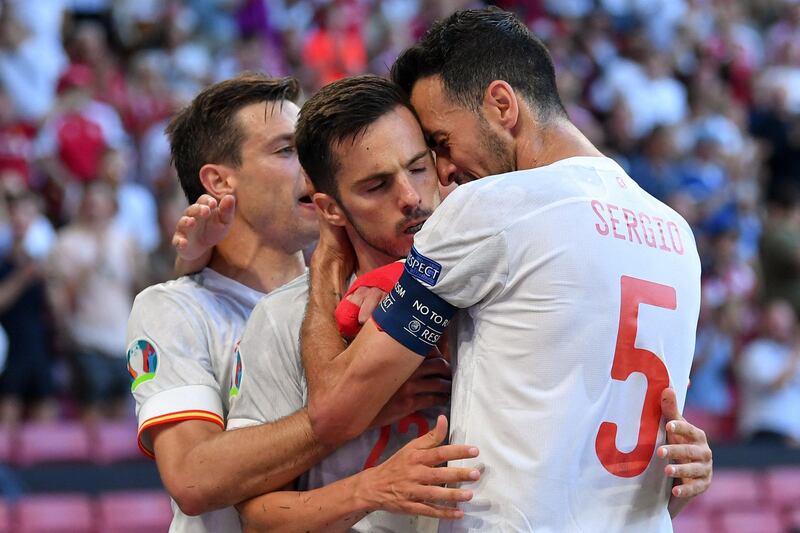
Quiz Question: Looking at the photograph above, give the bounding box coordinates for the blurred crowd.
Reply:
[0,0,798,445]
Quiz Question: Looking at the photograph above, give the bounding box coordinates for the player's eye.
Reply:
[276,145,296,155]
[410,166,427,175]
[366,180,386,193]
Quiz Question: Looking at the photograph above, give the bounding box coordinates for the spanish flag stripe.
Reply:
[137,410,225,459]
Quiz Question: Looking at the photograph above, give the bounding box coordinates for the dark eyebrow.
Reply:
[266,132,294,147]
[353,149,431,186]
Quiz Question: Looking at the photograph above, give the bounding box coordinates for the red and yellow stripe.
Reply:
[137,410,225,459]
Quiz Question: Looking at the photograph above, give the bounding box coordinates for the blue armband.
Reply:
[372,269,457,356]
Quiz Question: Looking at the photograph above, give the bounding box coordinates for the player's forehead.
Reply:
[333,106,429,186]
[236,100,299,145]
[409,75,468,141]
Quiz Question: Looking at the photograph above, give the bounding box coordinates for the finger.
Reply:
[414,357,451,378]
[418,443,480,465]
[671,479,710,499]
[661,388,684,424]
[172,237,187,250]
[657,444,711,463]
[185,203,211,219]
[399,502,464,520]
[346,286,371,306]
[177,215,197,231]
[218,194,236,224]
[425,465,482,485]
[666,419,707,444]
[197,194,218,209]
[405,394,451,414]
[358,288,387,325]
[665,462,710,480]
[408,378,452,396]
[410,485,474,503]
[417,415,448,449]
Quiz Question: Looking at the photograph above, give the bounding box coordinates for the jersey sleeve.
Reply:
[226,295,306,430]
[126,287,224,458]
[372,184,509,355]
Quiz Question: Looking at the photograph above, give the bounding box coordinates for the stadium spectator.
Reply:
[47,182,140,421]
[736,300,800,446]
[759,187,800,315]
[0,189,57,427]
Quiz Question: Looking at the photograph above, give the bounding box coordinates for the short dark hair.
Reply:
[391,7,566,120]
[166,73,299,203]
[296,74,415,199]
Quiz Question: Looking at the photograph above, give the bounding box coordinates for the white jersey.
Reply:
[392,156,700,532]
[228,273,442,532]
[127,268,264,533]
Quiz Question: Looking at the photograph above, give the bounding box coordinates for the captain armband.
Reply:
[372,269,456,356]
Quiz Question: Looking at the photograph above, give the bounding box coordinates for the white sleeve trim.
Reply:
[226,418,261,431]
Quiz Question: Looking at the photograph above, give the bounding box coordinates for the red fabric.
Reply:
[335,261,404,340]
[57,113,106,182]
[0,122,36,184]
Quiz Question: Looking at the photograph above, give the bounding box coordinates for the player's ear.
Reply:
[312,192,347,227]
[199,163,234,199]
[483,80,519,133]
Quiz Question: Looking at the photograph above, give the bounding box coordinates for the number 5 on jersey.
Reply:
[595,275,676,478]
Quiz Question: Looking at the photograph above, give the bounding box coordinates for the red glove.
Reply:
[335,261,404,340]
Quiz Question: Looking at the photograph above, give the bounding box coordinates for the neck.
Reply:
[346,226,400,278]
[516,116,604,171]
[209,219,305,294]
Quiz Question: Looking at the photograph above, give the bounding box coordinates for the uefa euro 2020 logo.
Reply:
[229,348,243,399]
[127,339,158,392]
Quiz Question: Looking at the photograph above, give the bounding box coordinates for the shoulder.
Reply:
[247,272,309,329]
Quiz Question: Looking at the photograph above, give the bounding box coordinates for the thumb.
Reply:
[218,194,236,224]
[420,415,448,449]
[661,387,683,423]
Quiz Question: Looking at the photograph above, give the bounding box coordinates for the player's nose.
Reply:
[397,173,422,211]
[435,154,458,186]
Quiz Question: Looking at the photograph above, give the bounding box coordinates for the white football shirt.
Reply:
[228,273,442,532]
[378,156,701,532]
[127,268,264,533]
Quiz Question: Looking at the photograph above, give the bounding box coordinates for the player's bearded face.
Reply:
[331,106,441,262]
[410,76,516,185]
[342,202,434,259]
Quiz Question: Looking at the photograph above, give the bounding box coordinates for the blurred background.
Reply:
[0,0,798,531]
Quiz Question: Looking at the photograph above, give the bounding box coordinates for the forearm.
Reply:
[238,474,371,533]
[300,256,351,398]
[160,410,329,514]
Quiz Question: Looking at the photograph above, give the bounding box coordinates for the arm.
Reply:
[237,416,479,532]
[658,388,712,518]
[172,194,235,277]
[150,409,328,516]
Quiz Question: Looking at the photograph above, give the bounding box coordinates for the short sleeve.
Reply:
[126,287,224,457]
[406,183,509,308]
[226,294,306,430]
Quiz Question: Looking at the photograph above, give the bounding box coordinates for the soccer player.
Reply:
[127,74,471,532]
[227,75,459,531]
[299,8,710,532]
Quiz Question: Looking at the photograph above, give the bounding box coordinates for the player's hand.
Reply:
[310,203,355,290]
[370,355,451,429]
[172,194,235,261]
[346,286,387,326]
[358,415,479,519]
[658,388,712,500]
